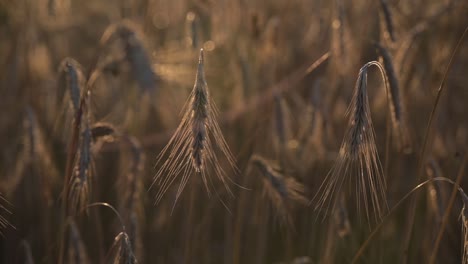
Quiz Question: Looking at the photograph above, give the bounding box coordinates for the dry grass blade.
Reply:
[312,61,389,223]
[152,49,239,207]
[251,154,307,227]
[401,27,467,264]
[351,177,467,263]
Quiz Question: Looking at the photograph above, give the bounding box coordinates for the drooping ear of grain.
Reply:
[58,58,85,114]
[312,61,388,223]
[68,92,92,216]
[99,20,157,94]
[107,232,138,264]
[251,154,307,228]
[56,58,86,144]
[343,65,373,160]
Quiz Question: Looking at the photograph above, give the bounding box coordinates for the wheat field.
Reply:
[0,0,468,263]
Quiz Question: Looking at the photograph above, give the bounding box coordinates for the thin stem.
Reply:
[86,202,127,232]
[429,154,467,264]
[400,26,467,264]
[351,176,467,263]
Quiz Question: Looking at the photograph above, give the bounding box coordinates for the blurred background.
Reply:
[0,0,467,263]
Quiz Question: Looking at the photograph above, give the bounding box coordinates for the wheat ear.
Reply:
[152,49,239,208]
[312,61,389,223]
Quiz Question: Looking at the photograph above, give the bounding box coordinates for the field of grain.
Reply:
[0,0,467,263]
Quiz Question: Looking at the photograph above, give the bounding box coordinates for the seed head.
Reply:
[152,49,239,209]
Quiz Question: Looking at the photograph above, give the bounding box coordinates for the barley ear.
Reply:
[107,232,138,264]
[312,61,389,223]
[68,92,92,216]
[152,49,239,209]
[251,154,307,228]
